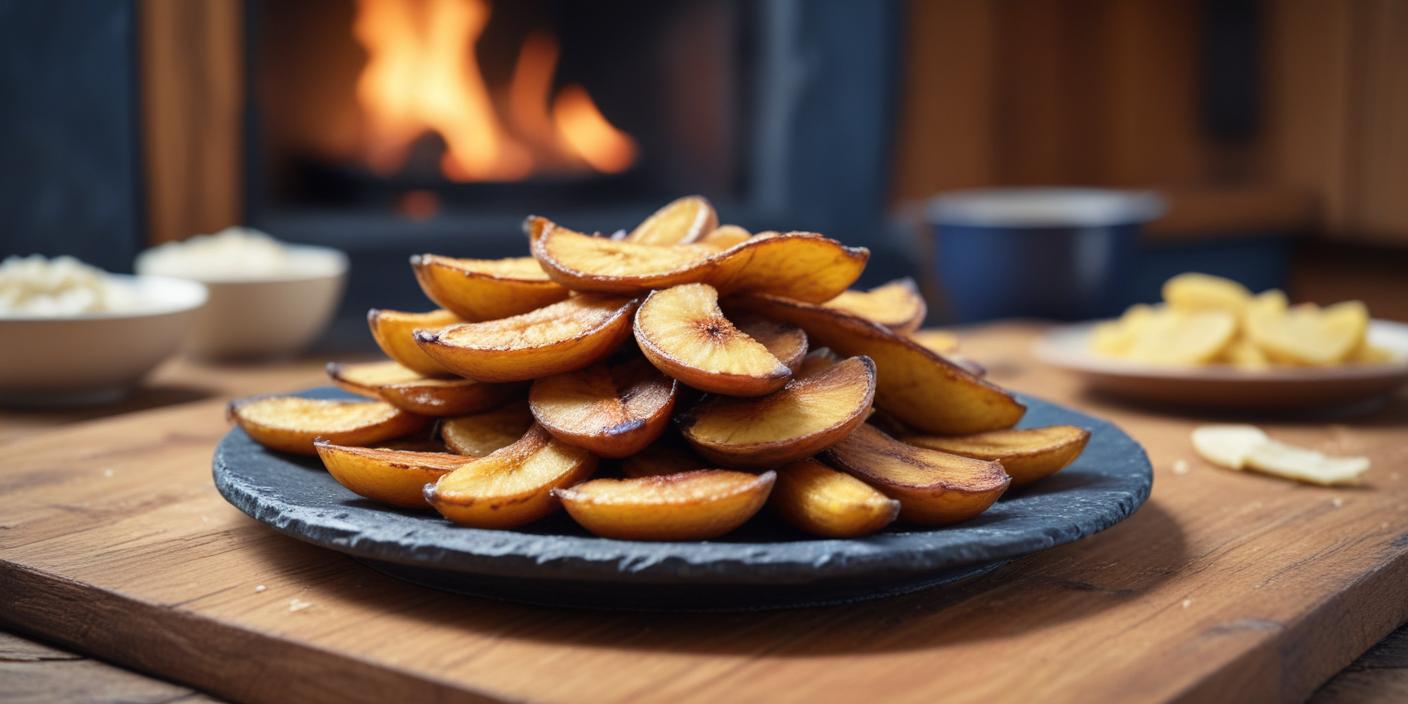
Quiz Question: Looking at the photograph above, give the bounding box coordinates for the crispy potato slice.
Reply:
[1190,424,1269,470]
[772,459,899,537]
[327,360,521,416]
[1246,300,1368,366]
[368,308,461,376]
[796,347,840,376]
[533,220,867,302]
[822,278,927,333]
[1163,272,1252,313]
[554,470,775,540]
[909,328,959,355]
[1125,308,1237,365]
[732,313,808,372]
[415,294,638,382]
[228,396,428,455]
[617,433,711,477]
[1244,440,1370,486]
[624,195,717,245]
[904,425,1089,487]
[411,254,569,321]
[635,284,792,396]
[529,357,677,458]
[441,402,534,456]
[822,424,1009,525]
[698,225,752,250]
[315,442,469,508]
[736,293,1024,434]
[327,360,423,398]
[425,424,597,528]
[703,233,870,303]
[678,356,876,468]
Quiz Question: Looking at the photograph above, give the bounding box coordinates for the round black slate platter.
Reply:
[213,388,1152,610]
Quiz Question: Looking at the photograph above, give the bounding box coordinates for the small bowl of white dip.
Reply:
[136,228,347,360]
[0,255,208,406]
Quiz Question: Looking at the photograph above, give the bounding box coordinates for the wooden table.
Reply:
[2,324,1407,703]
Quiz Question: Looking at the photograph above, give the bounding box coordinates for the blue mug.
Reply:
[926,188,1165,322]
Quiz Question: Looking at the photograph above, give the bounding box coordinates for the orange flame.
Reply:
[353,0,636,182]
[553,85,638,174]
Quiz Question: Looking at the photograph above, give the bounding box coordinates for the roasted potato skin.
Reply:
[228,396,429,455]
[771,459,900,538]
[736,293,1025,435]
[554,470,776,541]
[316,441,468,508]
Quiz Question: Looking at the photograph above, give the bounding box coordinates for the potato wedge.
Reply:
[533,219,867,302]
[1125,308,1237,365]
[823,424,1009,525]
[368,308,461,376]
[909,328,959,355]
[617,433,711,477]
[904,425,1089,487]
[698,224,752,250]
[1246,300,1368,366]
[624,195,717,245]
[529,357,677,458]
[822,278,927,333]
[736,293,1024,434]
[228,396,428,455]
[327,360,423,398]
[554,470,775,540]
[635,284,792,396]
[315,442,470,508]
[327,360,521,416]
[411,254,569,321]
[1163,272,1252,313]
[732,313,808,372]
[441,402,535,456]
[678,356,876,468]
[416,294,638,382]
[772,459,899,537]
[425,424,597,528]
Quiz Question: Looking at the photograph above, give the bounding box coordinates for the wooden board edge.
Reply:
[0,559,505,704]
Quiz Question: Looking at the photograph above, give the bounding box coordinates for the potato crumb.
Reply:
[254,584,267,593]
[1331,497,1344,508]
[1171,460,1189,475]
[102,468,114,478]
[1181,598,1193,609]
[288,598,312,612]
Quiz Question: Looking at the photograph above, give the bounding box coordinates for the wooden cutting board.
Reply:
[2,324,1407,704]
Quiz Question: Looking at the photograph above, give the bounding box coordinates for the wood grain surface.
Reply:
[2,324,1407,704]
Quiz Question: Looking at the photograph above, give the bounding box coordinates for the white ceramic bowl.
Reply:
[0,275,208,406]
[137,245,348,360]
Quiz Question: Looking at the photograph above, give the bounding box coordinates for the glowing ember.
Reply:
[353,0,637,182]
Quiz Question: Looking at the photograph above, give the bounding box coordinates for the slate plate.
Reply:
[213,388,1152,610]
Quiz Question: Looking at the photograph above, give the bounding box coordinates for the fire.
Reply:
[353,0,637,182]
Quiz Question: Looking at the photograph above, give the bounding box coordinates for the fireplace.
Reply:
[241,0,902,345]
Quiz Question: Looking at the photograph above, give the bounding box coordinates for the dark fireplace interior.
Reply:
[243,0,903,348]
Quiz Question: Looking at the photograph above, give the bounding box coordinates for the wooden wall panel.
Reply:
[892,1,997,200]
[139,0,244,244]
[894,0,1408,244]
[1261,0,1352,233]
[1347,0,1408,242]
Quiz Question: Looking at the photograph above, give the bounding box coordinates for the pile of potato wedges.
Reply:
[229,196,1090,541]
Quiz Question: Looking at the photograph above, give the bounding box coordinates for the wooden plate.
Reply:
[1035,320,1408,411]
[213,388,1152,611]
